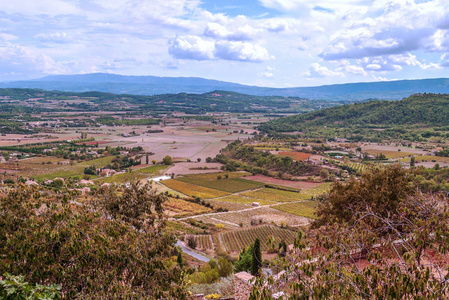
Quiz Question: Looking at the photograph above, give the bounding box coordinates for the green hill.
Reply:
[259,93,449,142]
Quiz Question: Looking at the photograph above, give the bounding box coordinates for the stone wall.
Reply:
[234,272,254,300]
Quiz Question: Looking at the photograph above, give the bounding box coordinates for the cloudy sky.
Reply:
[0,0,448,87]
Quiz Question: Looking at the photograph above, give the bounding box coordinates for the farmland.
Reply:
[164,198,212,217]
[220,225,297,253]
[161,179,230,199]
[272,200,317,219]
[174,176,264,193]
[213,195,276,206]
[278,151,311,161]
[242,188,306,202]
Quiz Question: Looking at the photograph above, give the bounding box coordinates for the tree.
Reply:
[251,238,262,276]
[315,164,416,229]
[197,158,201,163]
[410,156,415,167]
[162,155,173,165]
[0,184,186,299]
[177,252,183,267]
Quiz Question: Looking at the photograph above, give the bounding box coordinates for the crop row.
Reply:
[220,225,297,253]
[188,234,214,250]
[161,179,229,199]
[164,198,212,216]
[175,176,264,193]
[214,195,275,206]
[272,201,317,219]
[242,188,303,202]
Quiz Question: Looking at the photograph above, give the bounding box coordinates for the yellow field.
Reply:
[400,155,449,163]
[273,201,317,219]
[161,179,229,199]
[364,149,414,159]
[164,197,212,216]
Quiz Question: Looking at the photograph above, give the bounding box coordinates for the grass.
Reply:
[272,201,317,219]
[161,179,230,199]
[36,166,86,180]
[175,176,264,193]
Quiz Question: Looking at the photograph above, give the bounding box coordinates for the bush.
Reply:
[187,235,197,249]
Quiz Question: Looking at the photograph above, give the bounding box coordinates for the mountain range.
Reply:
[1,73,449,100]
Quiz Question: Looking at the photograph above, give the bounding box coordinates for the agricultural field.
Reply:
[363,149,414,159]
[243,175,321,189]
[242,188,305,202]
[164,198,212,217]
[175,176,264,193]
[335,161,369,173]
[400,155,449,163]
[219,225,297,253]
[187,235,214,250]
[298,183,331,199]
[184,171,251,180]
[213,195,276,206]
[272,201,317,219]
[161,179,229,199]
[278,151,311,161]
[210,206,310,227]
[205,199,249,212]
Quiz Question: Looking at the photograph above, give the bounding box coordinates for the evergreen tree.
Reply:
[251,238,262,276]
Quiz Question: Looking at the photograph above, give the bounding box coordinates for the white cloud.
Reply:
[306,63,344,78]
[168,36,215,60]
[215,41,273,62]
[0,44,64,80]
[0,0,80,16]
[204,22,259,41]
[34,32,71,43]
[168,36,273,62]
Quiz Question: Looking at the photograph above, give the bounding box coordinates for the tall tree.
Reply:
[251,238,262,276]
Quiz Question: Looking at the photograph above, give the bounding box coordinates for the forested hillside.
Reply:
[259,93,449,142]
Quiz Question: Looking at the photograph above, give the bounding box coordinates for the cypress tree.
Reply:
[251,238,262,276]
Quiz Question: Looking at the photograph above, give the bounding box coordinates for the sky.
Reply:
[0,0,448,87]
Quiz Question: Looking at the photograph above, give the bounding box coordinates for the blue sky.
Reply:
[0,0,448,87]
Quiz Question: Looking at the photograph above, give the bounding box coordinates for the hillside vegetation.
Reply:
[259,93,449,142]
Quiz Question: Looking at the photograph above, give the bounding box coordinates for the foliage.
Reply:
[216,141,320,177]
[163,155,173,165]
[187,259,233,285]
[259,93,449,142]
[315,164,416,228]
[0,184,186,299]
[0,273,61,300]
[251,239,262,276]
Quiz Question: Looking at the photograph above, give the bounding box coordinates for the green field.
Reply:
[161,179,229,199]
[272,201,317,219]
[242,188,305,202]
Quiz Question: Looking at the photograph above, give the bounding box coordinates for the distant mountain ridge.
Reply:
[1,73,449,100]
